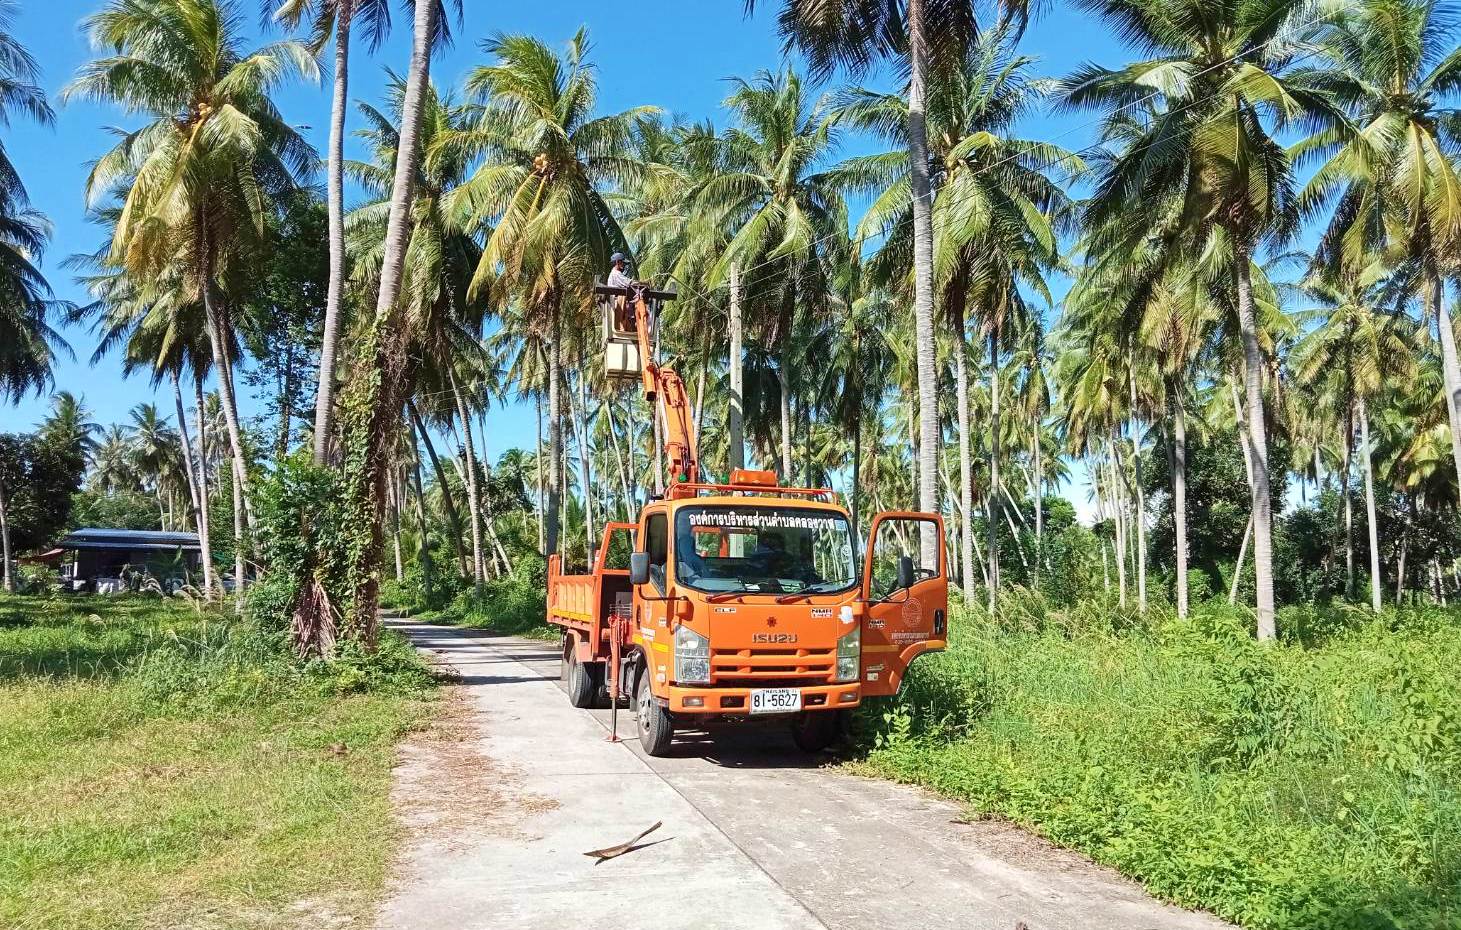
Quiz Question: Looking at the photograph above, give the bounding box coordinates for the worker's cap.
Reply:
[610,252,627,264]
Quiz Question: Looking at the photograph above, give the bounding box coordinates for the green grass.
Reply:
[0,594,435,930]
[854,594,1461,930]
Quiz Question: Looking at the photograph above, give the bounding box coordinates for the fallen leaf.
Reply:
[583,821,664,862]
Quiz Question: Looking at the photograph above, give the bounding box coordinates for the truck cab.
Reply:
[548,281,948,755]
[550,470,948,756]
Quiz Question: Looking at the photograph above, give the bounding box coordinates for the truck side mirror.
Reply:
[897,555,916,592]
[629,552,651,586]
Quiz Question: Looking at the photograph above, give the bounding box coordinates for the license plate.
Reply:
[750,688,802,715]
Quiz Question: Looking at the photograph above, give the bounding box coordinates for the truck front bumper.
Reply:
[666,682,861,714]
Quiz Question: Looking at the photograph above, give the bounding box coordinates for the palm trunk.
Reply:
[779,335,794,481]
[1230,515,1253,604]
[231,463,244,610]
[1235,250,1277,639]
[341,0,437,638]
[1343,407,1354,599]
[728,263,745,472]
[450,373,485,593]
[194,378,214,600]
[545,307,563,557]
[605,395,633,518]
[1109,443,1127,608]
[1358,395,1382,612]
[986,328,1001,612]
[1429,272,1461,505]
[409,440,433,606]
[1032,428,1043,590]
[535,394,545,551]
[173,371,214,598]
[311,1,354,464]
[409,404,470,578]
[1128,367,1147,612]
[907,0,940,567]
[391,467,405,583]
[197,251,252,596]
[0,476,12,593]
[570,371,597,560]
[1395,523,1409,603]
[953,326,976,604]
[1172,386,1190,618]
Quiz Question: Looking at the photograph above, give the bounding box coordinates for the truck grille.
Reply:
[710,646,835,685]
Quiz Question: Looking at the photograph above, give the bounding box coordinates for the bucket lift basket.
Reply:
[594,277,677,382]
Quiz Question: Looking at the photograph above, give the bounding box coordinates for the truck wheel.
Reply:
[566,649,598,709]
[790,710,843,753]
[635,668,674,757]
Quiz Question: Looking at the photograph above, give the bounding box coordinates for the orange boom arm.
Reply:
[629,294,699,487]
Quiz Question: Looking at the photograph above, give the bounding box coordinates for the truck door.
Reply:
[860,512,948,697]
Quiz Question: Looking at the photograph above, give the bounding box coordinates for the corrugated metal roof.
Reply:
[58,528,201,551]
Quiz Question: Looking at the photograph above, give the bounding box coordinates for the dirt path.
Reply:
[379,618,1233,930]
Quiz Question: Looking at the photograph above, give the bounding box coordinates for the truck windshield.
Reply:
[673,506,857,595]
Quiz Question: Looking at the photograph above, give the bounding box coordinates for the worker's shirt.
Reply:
[607,267,634,290]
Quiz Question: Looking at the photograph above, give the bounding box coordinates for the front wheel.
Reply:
[790,710,846,753]
[635,668,674,756]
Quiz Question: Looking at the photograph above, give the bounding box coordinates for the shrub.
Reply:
[854,600,1461,929]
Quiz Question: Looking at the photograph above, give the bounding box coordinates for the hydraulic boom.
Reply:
[595,281,699,490]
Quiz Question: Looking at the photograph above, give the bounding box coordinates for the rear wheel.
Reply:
[565,642,599,709]
[635,667,674,756]
[790,710,845,753]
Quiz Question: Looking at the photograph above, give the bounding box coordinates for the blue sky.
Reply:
[0,0,1128,513]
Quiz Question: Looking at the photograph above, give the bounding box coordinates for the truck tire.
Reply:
[635,668,674,757]
[566,649,598,709]
[790,710,844,753]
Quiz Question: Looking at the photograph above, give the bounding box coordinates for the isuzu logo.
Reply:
[752,632,798,644]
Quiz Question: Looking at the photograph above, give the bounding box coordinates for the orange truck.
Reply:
[546,281,949,756]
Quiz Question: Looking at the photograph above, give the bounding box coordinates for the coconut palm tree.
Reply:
[90,424,138,494]
[835,26,1073,604]
[1061,0,1340,638]
[346,75,488,587]
[334,0,459,641]
[0,1,63,405]
[68,207,229,596]
[38,391,102,463]
[699,67,844,481]
[749,0,1021,567]
[1291,266,1416,611]
[1295,0,1461,503]
[445,28,656,558]
[65,0,320,591]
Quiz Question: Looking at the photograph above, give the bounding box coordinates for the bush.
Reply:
[855,601,1461,929]
[16,563,60,595]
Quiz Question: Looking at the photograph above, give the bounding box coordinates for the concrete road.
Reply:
[379,619,1232,930]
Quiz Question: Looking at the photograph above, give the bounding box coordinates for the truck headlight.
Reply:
[836,626,861,682]
[674,624,711,684]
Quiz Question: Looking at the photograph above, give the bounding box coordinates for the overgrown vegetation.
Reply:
[0,594,434,930]
[382,555,556,641]
[856,595,1461,930]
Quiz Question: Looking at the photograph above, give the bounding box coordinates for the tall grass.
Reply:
[0,594,434,930]
[856,591,1461,929]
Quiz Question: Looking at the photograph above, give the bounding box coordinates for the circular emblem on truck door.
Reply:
[899,598,923,630]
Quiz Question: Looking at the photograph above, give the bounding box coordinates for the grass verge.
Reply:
[853,595,1461,930]
[0,594,435,930]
